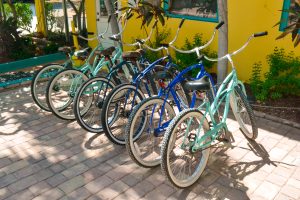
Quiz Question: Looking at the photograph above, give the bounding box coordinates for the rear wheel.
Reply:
[74,76,115,133]
[46,69,88,120]
[125,96,176,168]
[31,64,64,111]
[161,108,211,188]
[230,86,258,140]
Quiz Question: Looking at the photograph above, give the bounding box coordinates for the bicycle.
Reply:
[30,16,113,112]
[160,31,268,188]
[73,21,159,133]
[124,22,224,168]
[45,19,130,120]
[100,19,198,146]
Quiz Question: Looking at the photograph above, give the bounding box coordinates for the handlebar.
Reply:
[254,31,268,37]
[204,32,268,64]
[215,21,224,30]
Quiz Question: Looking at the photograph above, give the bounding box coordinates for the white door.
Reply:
[96,0,121,48]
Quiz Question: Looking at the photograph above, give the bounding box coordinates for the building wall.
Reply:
[86,0,300,82]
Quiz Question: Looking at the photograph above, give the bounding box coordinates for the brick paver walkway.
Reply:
[0,87,299,200]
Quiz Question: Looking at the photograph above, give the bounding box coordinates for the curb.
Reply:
[254,110,300,129]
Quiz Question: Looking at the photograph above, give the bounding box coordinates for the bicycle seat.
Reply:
[153,70,173,80]
[122,51,141,60]
[58,46,75,53]
[74,47,92,58]
[95,46,116,57]
[183,76,211,91]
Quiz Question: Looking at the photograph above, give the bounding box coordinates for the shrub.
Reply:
[249,47,300,101]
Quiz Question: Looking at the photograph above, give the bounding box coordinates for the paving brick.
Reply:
[62,163,89,178]
[33,168,54,182]
[46,174,68,187]
[58,175,86,194]
[6,188,34,200]
[33,188,64,200]
[0,187,12,200]
[1,159,30,174]
[129,180,155,198]
[8,175,38,193]
[28,181,52,196]
[280,184,300,199]
[167,190,197,200]
[253,181,281,200]
[275,193,296,200]
[0,174,18,188]
[85,175,113,194]
[97,180,129,200]
[266,173,289,186]
[49,164,66,173]
[64,187,92,200]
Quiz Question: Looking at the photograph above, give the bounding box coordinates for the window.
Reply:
[280,0,298,31]
[164,0,218,22]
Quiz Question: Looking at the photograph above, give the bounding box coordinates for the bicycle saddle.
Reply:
[183,76,211,91]
[74,47,92,58]
[122,51,141,60]
[95,46,116,57]
[58,46,75,53]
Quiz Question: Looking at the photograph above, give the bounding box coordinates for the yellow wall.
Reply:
[86,0,300,82]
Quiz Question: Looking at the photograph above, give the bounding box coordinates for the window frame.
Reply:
[280,0,294,31]
[163,0,219,23]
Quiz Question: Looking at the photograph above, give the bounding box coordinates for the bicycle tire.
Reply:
[161,108,210,188]
[125,96,176,168]
[230,86,258,140]
[74,76,115,133]
[101,83,145,145]
[31,63,64,111]
[46,69,88,120]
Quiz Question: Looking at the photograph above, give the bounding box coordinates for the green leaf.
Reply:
[158,13,165,26]
[294,34,300,47]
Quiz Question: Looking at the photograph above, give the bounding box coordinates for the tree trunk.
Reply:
[217,0,228,84]
[104,0,120,35]
[7,0,17,21]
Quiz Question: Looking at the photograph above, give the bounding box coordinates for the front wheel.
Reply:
[161,108,211,188]
[74,76,115,133]
[31,63,64,111]
[101,83,145,145]
[125,96,176,168]
[46,69,88,120]
[230,86,258,140]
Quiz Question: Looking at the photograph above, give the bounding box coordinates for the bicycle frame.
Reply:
[148,62,216,137]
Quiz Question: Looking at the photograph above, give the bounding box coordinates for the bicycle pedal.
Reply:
[216,137,229,143]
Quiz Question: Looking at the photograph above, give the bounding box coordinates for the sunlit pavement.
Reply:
[0,86,299,200]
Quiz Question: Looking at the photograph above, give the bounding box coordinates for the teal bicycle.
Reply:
[30,16,115,112]
[45,21,129,120]
[161,32,267,188]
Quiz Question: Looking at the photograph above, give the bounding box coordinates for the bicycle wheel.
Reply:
[161,108,211,188]
[46,69,88,120]
[31,63,64,111]
[101,83,145,145]
[230,86,258,140]
[125,96,176,168]
[74,76,115,133]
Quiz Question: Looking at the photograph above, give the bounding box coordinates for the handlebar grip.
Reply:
[87,32,94,35]
[179,19,185,28]
[152,20,158,28]
[254,31,268,37]
[216,21,224,30]
[160,43,169,48]
[136,39,144,44]
[108,15,112,23]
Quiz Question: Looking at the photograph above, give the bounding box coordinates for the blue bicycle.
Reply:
[124,22,224,168]
[100,19,190,145]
